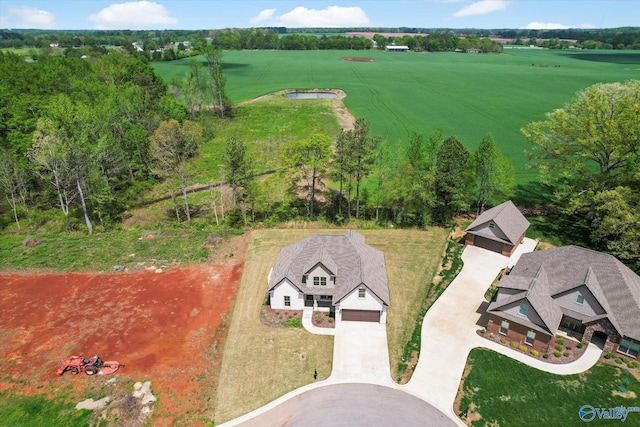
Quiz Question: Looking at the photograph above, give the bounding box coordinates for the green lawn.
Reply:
[459,348,640,426]
[153,49,639,184]
[0,227,240,272]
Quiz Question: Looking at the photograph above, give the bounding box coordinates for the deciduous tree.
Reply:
[521,80,640,217]
[474,133,515,214]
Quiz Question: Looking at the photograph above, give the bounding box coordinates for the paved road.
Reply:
[238,383,456,427]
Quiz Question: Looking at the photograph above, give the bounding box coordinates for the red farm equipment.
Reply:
[57,355,124,376]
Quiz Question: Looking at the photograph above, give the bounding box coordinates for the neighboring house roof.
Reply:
[488,246,640,341]
[466,200,530,245]
[268,231,390,306]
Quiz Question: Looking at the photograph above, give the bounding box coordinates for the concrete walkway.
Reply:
[301,308,335,335]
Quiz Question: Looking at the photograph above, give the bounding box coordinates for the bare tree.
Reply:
[150,119,202,222]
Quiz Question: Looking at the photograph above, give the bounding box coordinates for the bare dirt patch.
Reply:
[341,57,376,62]
[0,257,245,425]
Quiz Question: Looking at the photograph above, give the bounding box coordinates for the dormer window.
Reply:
[302,275,307,284]
[576,294,584,305]
[519,303,528,316]
[331,275,336,284]
[489,222,495,229]
[358,288,365,298]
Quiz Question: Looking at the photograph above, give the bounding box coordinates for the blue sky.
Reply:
[1,1,638,30]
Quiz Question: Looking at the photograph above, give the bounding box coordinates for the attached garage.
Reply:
[342,309,381,322]
[472,235,505,253]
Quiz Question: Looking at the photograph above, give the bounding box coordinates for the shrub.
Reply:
[531,350,539,357]
[490,333,495,339]
[510,341,518,348]
[577,342,584,349]
[519,345,527,352]
[554,351,562,358]
[605,352,614,359]
[628,361,639,368]
[543,353,550,359]
[566,346,572,350]
[480,328,486,334]
[556,338,566,345]
[563,352,570,357]
[555,344,563,352]
[500,337,507,344]
[615,357,623,364]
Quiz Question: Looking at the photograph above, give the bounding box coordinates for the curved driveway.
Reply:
[237,383,456,427]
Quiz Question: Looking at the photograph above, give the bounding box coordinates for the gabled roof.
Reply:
[488,266,562,335]
[466,200,530,245]
[268,231,390,306]
[489,245,640,341]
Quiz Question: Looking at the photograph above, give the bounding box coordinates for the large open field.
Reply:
[153,49,639,183]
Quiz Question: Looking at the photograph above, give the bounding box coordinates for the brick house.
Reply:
[465,200,529,256]
[267,231,390,323]
[486,246,640,359]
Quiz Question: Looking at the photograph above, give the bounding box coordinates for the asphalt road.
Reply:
[238,383,456,427]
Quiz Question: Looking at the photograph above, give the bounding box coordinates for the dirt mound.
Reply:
[0,262,243,425]
[341,57,376,62]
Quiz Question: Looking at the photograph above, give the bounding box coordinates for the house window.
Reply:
[284,296,290,307]
[358,288,365,299]
[320,295,332,300]
[489,222,495,229]
[313,277,326,286]
[576,294,584,305]
[302,275,307,284]
[525,330,536,346]
[618,339,640,358]
[320,277,327,286]
[500,320,509,335]
[562,316,582,331]
[519,303,528,316]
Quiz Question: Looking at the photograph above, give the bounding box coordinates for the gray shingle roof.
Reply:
[489,245,640,341]
[466,200,530,245]
[268,231,390,306]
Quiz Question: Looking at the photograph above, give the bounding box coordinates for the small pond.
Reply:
[287,92,337,99]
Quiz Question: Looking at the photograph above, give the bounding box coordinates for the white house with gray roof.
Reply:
[486,245,640,359]
[465,200,529,256]
[267,231,390,323]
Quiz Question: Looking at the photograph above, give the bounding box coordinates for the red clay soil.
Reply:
[0,263,243,424]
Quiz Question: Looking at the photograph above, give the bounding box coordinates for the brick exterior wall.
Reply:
[487,314,552,353]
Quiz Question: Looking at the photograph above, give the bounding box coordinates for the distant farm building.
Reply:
[386,45,409,52]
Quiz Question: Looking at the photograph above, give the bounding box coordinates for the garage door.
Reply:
[342,310,380,322]
[473,235,504,254]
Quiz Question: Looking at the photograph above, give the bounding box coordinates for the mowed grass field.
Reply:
[214,227,449,424]
[153,49,640,184]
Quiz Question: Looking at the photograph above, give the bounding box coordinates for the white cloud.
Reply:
[525,22,569,30]
[249,9,276,25]
[5,7,56,29]
[453,0,509,18]
[250,6,370,28]
[579,23,596,29]
[88,1,177,30]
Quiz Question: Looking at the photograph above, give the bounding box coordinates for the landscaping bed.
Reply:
[477,329,587,363]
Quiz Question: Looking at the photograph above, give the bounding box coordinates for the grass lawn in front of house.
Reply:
[214,227,449,424]
[457,348,640,426]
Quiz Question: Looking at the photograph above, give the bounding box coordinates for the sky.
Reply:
[1,1,638,31]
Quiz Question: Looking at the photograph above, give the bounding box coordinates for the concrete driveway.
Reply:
[402,238,602,421]
[329,320,394,386]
